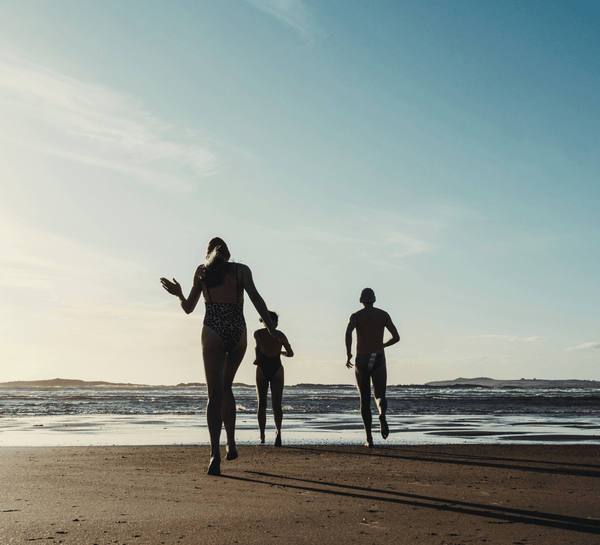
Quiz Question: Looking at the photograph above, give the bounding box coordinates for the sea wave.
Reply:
[1,385,600,418]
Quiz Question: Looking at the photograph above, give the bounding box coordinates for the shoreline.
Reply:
[1,444,599,543]
[1,413,599,448]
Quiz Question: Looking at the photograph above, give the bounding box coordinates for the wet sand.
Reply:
[1,444,599,544]
[2,413,599,447]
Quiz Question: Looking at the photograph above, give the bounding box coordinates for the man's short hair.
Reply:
[360,288,376,303]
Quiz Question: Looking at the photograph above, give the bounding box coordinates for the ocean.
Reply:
[1,384,599,447]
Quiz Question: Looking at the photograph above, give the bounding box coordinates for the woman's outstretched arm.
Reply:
[240,265,283,339]
[160,274,202,314]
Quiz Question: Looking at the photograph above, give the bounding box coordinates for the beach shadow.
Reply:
[403,446,600,471]
[223,470,600,535]
[285,446,600,478]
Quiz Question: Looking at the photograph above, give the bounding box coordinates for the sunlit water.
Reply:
[1,385,599,446]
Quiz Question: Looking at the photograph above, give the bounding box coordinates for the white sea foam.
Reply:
[0,385,599,446]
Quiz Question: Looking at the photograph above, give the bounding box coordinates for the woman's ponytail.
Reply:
[197,238,231,287]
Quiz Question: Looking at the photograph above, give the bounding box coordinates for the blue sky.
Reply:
[0,0,598,385]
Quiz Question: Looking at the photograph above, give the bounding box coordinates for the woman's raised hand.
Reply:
[160,277,183,298]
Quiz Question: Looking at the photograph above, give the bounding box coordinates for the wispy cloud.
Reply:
[288,217,431,272]
[566,342,600,352]
[0,206,205,383]
[0,207,163,345]
[0,55,218,189]
[245,0,324,43]
[470,335,547,342]
[0,209,147,300]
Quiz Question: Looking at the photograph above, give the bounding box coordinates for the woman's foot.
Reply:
[274,431,282,448]
[379,415,389,439]
[226,445,238,461]
[207,456,221,476]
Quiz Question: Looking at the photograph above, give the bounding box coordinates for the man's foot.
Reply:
[379,415,389,439]
[207,456,221,476]
[259,432,265,444]
[364,439,374,448]
[226,445,238,461]
[274,432,282,448]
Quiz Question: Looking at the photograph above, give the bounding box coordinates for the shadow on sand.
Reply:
[224,467,600,535]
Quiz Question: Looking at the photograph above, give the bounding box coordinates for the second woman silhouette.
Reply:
[253,311,293,446]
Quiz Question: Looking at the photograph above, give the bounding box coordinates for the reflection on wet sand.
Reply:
[1,412,598,447]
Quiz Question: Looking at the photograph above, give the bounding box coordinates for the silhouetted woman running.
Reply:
[161,237,284,476]
[253,311,293,446]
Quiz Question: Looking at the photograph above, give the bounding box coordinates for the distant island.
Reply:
[0,378,250,389]
[425,377,600,389]
[0,378,153,389]
[0,377,599,389]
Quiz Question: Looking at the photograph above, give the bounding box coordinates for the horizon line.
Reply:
[1,377,600,389]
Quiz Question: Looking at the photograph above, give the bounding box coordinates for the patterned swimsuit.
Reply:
[203,265,246,352]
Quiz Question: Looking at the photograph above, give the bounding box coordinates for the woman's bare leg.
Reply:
[201,327,227,475]
[222,331,247,460]
[256,367,269,443]
[270,366,284,447]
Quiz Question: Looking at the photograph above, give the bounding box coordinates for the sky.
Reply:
[0,0,599,386]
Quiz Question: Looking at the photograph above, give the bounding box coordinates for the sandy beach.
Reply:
[1,444,599,544]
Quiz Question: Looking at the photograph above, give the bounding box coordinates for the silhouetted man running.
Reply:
[345,288,400,447]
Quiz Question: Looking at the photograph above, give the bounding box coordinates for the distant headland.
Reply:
[0,379,153,389]
[424,377,600,389]
[0,379,207,389]
[0,377,599,389]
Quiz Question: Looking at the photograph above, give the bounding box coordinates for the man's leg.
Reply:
[372,364,389,439]
[355,366,374,447]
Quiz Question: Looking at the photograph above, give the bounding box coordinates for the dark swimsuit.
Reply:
[255,353,282,382]
[254,331,283,382]
[202,265,246,352]
[355,352,385,375]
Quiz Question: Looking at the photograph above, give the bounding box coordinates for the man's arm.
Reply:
[345,314,357,368]
[383,314,400,348]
